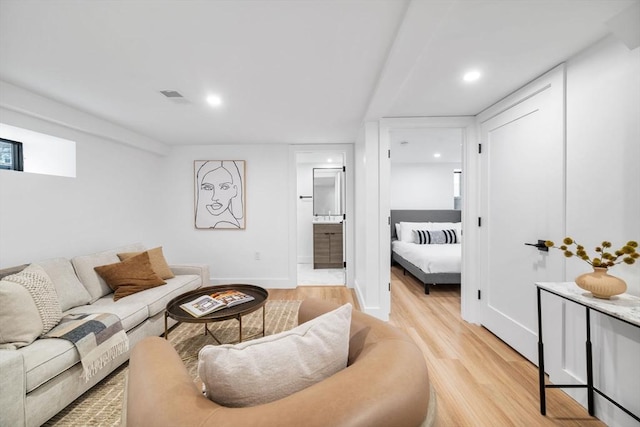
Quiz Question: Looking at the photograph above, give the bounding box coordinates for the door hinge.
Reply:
[477,290,482,300]
[478,217,482,227]
[343,261,347,268]
[342,166,346,172]
[343,213,346,220]
[478,143,482,154]
[388,216,391,225]
[388,149,391,159]
[389,282,391,292]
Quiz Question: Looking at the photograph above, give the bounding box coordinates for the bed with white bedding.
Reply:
[391,209,462,294]
[392,241,461,275]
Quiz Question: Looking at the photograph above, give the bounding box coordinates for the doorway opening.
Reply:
[389,127,464,297]
[379,116,479,323]
[295,151,346,286]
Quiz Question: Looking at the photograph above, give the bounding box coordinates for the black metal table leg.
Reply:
[585,308,594,416]
[537,286,546,415]
[164,310,169,339]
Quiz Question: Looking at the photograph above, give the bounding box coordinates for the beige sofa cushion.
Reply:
[64,296,148,332]
[114,274,201,317]
[21,337,78,393]
[33,258,91,311]
[0,264,62,349]
[0,278,42,349]
[71,243,146,303]
[198,303,352,407]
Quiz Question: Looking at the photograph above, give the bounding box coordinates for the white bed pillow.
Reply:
[198,303,352,407]
[398,222,431,242]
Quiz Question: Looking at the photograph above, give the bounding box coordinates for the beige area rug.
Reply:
[44,300,301,427]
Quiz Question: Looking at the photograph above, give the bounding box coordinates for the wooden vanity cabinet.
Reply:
[313,223,343,269]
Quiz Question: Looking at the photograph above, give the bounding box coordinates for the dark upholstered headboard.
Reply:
[390,210,461,239]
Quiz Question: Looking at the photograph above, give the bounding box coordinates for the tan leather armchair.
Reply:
[124,298,435,427]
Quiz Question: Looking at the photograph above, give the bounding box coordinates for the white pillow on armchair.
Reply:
[197,303,352,407]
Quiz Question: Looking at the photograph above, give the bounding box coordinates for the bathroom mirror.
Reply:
[313,168,343,216]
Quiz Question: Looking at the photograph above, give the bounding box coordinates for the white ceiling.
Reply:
[391,128,463,164]
[0,0,637,147]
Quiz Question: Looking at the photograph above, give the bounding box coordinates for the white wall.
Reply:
[390,162,461,209]
[354,121,389,319]
[161,144,291,288]
[0,108,166,266]
[561,35,640,427]
[566,36,640,294]
[296,162,314,263]
[354,126,368,301]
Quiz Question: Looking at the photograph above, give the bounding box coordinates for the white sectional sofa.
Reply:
[0,243,209,427]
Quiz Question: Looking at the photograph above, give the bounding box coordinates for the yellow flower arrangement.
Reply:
[544,238,638,267]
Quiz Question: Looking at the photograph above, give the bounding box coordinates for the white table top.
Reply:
[536,282,640,327]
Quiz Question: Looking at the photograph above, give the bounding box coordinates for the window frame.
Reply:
[0,137,24,171]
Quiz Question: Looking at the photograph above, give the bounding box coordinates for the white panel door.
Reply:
[479,67,565,364]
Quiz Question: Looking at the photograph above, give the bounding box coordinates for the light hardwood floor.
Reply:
[270,266,605,427]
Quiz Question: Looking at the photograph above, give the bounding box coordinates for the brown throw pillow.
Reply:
[94,252,166,301]
[117,247,175,280]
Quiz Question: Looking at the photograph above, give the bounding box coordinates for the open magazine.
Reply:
[180,290,255,318]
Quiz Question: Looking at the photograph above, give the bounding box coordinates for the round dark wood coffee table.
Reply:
[164,284,269,344]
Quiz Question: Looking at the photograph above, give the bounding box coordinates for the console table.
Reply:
[536,282,640,422]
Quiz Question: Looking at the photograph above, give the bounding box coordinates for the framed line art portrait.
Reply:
[194,160,246,229]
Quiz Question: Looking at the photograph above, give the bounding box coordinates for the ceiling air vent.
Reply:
[160,90,184,98]
[159,90,191,105]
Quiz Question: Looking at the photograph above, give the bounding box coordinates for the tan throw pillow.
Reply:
[0,264,63,348]
[94,252,166,301]
[117,247,175,280]
[197,303,352,407]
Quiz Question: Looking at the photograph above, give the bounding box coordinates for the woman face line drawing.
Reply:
[201,167,238,216]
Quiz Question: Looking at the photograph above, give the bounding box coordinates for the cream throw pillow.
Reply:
[0,264,62,349]
[198,303,352,407]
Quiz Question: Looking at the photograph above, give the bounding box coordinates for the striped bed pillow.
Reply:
[413,229,458,245]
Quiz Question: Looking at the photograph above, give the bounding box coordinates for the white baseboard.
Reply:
[209,277,294,289]
[353,279,388,321]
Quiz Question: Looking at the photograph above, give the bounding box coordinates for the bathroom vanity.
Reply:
[313,221,343,269]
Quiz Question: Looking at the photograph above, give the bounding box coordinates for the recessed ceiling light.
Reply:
[206,94,223,107]
[463,70,481,82]
[434,153,441,158]
[327,158,333,163]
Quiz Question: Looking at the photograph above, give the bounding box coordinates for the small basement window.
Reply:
[0,123,76,178]
[0,138,24,171]
[453,169,462,210]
